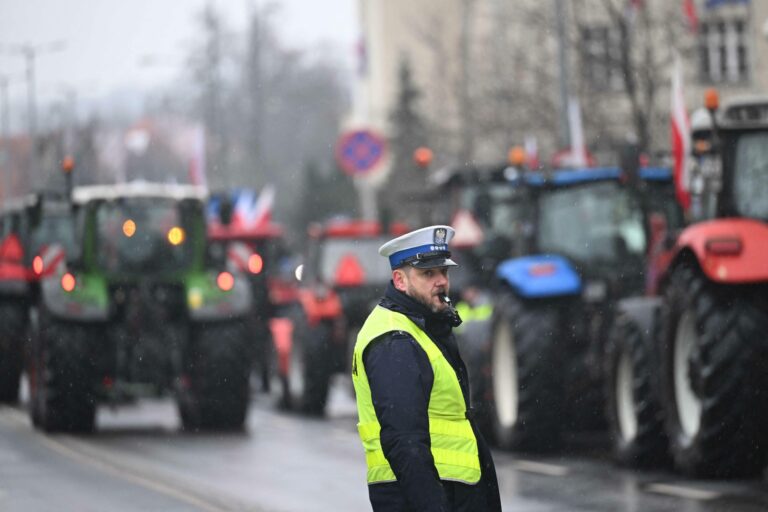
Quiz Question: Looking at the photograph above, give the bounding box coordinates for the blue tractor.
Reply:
[481,165,683,451]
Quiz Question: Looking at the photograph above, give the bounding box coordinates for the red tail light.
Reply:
[33,255,44,275]
[248,253,264,274]
[335,253,365,286]
[61,272,76,292]
[217,271,235,291]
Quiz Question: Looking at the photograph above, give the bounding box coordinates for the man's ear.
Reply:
[392,268,408,292]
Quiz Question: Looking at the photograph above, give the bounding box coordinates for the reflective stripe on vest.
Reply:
[352,306,481,485]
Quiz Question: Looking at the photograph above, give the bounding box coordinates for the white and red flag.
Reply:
[188,124,207,187]
[670,53,692,211]
[249,184,275,228]
[625,0,643,25]
[683,0,699,32]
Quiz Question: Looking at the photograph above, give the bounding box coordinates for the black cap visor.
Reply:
[395,250,459,270]
[408,257,459,269]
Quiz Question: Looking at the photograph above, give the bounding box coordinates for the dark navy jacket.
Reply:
[362,282,502,512]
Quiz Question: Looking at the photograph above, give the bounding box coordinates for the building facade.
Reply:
[354,0,768,177]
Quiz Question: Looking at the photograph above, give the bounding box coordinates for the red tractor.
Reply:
[0,191,74,403]
[207,191,293,393]
[605,92,768,477]
[277,219,408,415]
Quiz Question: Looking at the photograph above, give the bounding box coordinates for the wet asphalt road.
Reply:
[2,377,768,512]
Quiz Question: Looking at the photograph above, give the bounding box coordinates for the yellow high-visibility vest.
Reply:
[352,306,481,485]
[454,301,493,333]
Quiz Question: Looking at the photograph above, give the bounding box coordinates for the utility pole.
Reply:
[9,40,66,189]
[0,76,9,202]
[554,0,571,149]
[458,0,475,165]
[0,76,9,139]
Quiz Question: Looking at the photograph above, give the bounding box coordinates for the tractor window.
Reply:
[319,238,392,286]
[28,214,76,261]
[461,185,524,239]
[537,182,646,264]
[733,132,768,219]
[95,198,193,273]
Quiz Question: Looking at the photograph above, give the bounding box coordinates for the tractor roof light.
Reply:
[413,147,434,169]
[704,88,720,112]
[508,146,527,167]
[217,271,235,291]
[61,155,75,174]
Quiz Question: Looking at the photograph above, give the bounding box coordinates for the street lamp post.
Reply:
[9,40,66,188]
[0,76,9,139]
[0,75,9,202]
[554,0,571,150]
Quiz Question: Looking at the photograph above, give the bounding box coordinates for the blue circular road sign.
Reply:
[335,129,387,176]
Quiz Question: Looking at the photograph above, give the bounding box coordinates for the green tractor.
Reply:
[27,182,253,432]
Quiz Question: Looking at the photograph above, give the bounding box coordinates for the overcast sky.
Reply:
[0,0,357,130]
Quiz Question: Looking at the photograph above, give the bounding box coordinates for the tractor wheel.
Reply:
[281,312,333,416]
[31,319,96,433]
[659,265,768,478]
[180,321,251,431]
[488,293,564,451]
[252,318,274,393]
[0,303,27,404]
[604,314,668,468]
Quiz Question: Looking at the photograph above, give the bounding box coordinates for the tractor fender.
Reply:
[40,272,109,321]
[297,288,342,326]
[671,218,768,284]
[614,296,662,346]
[495,254,582,299]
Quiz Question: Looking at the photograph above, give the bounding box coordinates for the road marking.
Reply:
[512,460,570,476]
[35,435,229,512]
[1,406,243,512]
[646,483,722,501]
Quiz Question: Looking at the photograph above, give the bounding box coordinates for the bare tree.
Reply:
[404,0,695,167]
[380,57,430,224]
[180,4,351,229]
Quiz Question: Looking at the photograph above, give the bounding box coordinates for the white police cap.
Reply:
[378,225,458,270]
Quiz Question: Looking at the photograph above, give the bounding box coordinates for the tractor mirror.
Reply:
[218,197,233,226]
[27,196,43,229]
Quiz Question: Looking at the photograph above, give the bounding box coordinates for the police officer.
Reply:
[352,225,502,512]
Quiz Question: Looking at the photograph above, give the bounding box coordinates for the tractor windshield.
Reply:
[95,198,193,274]
[28,214,76,262]
[733,131,768,219]
[536,181,646,266]
[319,238,392,287]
